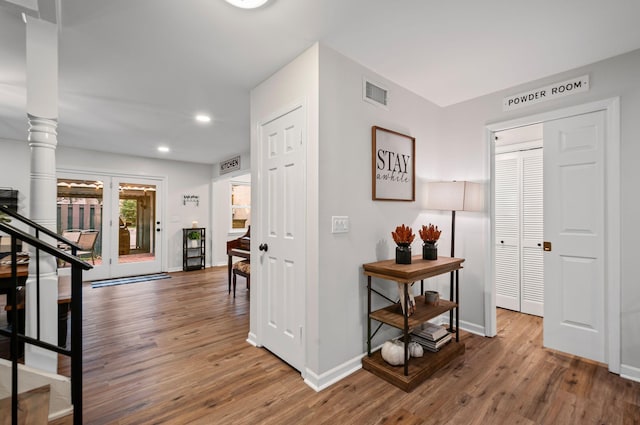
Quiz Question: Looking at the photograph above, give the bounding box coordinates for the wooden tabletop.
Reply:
[0,264,28,280]
[363,256,464,284]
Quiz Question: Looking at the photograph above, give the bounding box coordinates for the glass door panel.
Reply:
[57,178,104,275]
[110,177,162,277]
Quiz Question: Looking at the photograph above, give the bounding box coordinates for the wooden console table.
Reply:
[362,256,465,392]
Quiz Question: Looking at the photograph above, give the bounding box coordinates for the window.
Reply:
[231,182,250,230]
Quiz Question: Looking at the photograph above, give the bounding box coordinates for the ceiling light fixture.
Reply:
[158,146,170,153]
[224,0,269,9]
[195,114,211,123]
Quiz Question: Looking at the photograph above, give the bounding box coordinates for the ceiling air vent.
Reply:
[363,78,389,109]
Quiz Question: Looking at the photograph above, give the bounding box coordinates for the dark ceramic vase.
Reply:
[422,241,437,260]
[395,244,412,264]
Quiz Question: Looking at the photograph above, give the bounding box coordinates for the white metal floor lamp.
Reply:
[425,181,483,330]
[425,181,483,257]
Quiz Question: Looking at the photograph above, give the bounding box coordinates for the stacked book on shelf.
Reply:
[411,322,452,352]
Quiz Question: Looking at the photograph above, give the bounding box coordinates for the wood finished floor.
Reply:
[7,266,638,424]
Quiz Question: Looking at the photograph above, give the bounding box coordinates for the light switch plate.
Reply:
[331,216,349,233]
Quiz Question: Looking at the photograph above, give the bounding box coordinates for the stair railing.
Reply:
[0,205,91,425]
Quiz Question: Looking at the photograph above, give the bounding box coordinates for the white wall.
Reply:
[55,146,213,272]
[253,44,640,386]
[1,139,217,273]
[0,137,31,216]
[439,48,640,377]
[316,45,444,375]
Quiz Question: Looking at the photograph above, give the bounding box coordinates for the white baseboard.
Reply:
[303,354,363,392]
[246,332,259,347]
[458,320,486,337]
[620,364,640,383]
[436,315,486,337]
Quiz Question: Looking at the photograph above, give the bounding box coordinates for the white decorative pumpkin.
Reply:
[381,340,406,366]
[408,341,424,358]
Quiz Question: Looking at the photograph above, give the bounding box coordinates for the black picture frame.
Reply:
[372,126,415,201]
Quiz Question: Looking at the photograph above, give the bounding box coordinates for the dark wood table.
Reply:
[0,264,28,281]
[1,264,72,347]
[0,264,28,305]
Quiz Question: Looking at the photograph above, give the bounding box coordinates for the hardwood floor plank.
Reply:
[3,267,634,425]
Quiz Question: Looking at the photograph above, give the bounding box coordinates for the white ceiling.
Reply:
[2,0,640,165]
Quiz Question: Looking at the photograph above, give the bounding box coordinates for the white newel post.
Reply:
[24,15,60,373]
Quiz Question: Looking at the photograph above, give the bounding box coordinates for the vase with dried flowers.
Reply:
[419,223,441,260]
[392,224,415,264]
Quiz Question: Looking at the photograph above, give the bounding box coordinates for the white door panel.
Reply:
[543,110,606,363]
[259,105,305,372]
[521,151,544,316]
[495,153,520,311]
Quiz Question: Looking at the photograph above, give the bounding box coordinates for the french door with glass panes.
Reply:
[57,173,163,280]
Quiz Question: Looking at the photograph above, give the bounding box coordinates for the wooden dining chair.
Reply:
[232,260,250,298]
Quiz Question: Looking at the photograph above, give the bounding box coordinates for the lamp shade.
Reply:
[425,181,483,212]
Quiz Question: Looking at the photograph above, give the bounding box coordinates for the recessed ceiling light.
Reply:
[195,114,211,123]
[224,0,269,9]
[158,146,170,153]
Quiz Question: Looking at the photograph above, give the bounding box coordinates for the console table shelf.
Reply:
[362,339,466,392]
[369,296,457,332]
[362,256,465,392]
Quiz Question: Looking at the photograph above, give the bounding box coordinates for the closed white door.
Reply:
[520,150,544,316]
[495,153,521,311]
[543,110,606,363]
[495,149,544,316]
[258,105,305,372]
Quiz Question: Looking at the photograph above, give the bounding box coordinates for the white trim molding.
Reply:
[303,354,363,392]
[620,364,640,384]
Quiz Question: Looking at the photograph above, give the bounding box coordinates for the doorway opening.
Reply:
[494,123,543,318]
[486,98,621,373]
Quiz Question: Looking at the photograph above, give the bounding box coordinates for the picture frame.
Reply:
[372,126,415,201]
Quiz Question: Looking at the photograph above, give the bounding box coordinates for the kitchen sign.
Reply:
[503,75,589,111]
[220,155,241,175]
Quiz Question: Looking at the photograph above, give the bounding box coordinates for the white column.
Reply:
[24,15,59,373]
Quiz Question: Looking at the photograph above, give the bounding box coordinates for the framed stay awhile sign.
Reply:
[372,126,415,201]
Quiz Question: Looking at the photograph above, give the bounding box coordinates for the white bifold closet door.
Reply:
[495,148,544,316]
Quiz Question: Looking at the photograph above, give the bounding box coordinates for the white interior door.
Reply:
[495,153,521,311]
[495,148,544,316]
[543,110,606,363]
[521,149,544,316]
[258,104,305,372]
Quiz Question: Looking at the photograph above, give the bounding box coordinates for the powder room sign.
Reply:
[372,126,415,201]
[503,75,590,111]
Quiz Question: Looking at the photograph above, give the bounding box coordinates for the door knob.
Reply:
[543,241,552,251]
[259,243,268,252]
